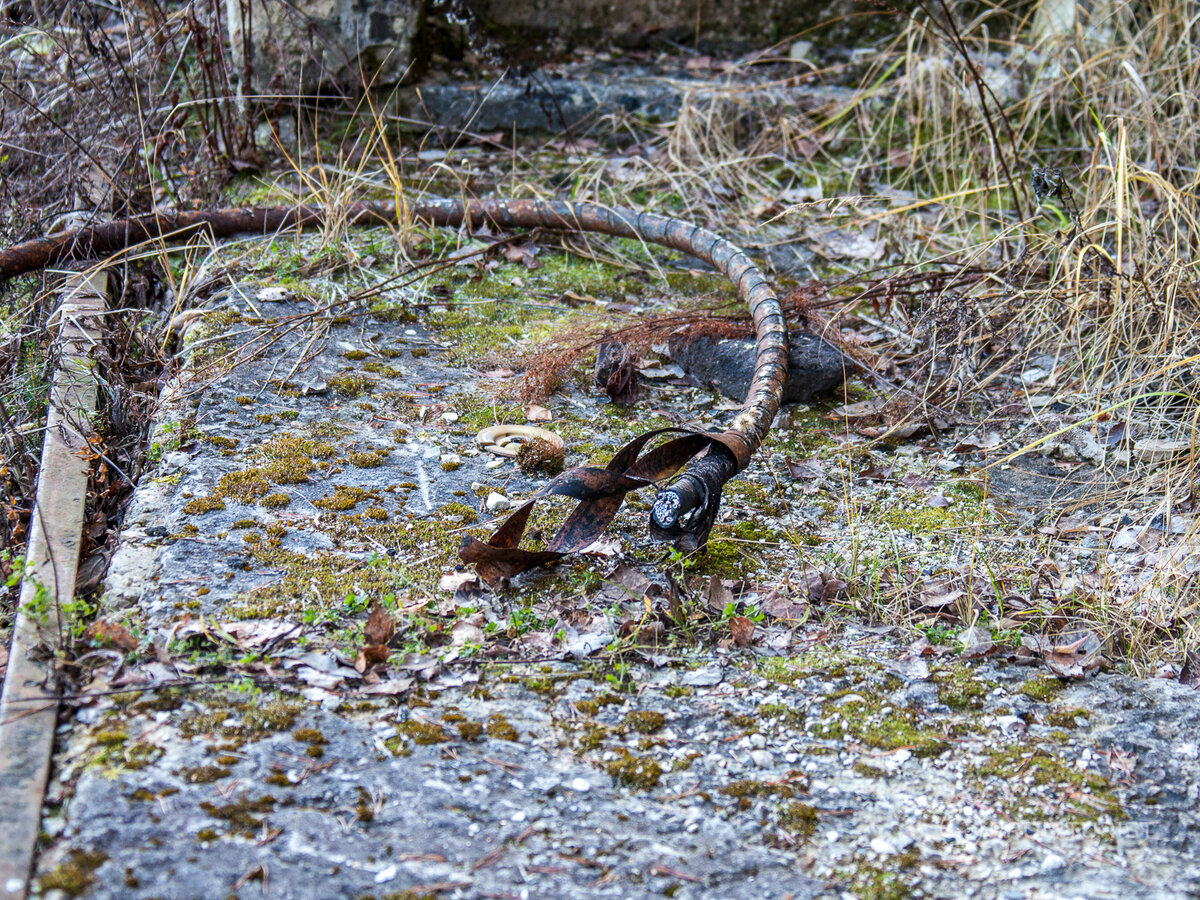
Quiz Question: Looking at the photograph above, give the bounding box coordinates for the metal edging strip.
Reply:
[0,270,106,900]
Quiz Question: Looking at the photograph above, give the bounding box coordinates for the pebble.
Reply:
[749,749,774,768]
[486,492,511,512]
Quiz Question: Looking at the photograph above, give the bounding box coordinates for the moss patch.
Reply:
[37,849,108,897]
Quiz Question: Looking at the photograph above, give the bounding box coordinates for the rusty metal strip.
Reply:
[0,271,106,900]
[0,199,788,582]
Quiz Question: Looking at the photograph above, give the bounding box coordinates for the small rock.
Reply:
[749,749,774,768]
[749,733,767,749]
[870,837,896,856]
[569,777,591,792]
[486,492,511,513]
[1133,438,1191,463]
[668,331,850,405]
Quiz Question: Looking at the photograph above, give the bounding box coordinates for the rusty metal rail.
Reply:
[0,271,106,900]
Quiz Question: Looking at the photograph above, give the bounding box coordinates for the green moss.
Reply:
[329,373,373,397]
[970,744,1124,821]
[38,849,108,897]
[314,484,374,511]
[292,727,328,745]
[621,710,666,734]
[398,719,449,745]
[457,721,483,741]
[343,349,368,360]
[260,491,291,508]
[176,765,232,784]
[842,865,912,900]
[760,649,857,684]
[93,729,128,746]
[604,751,663,790]
[199,794,277,837]
[264,771,294,787]
[178,693,302,741]
[933,667,994,710]
[201,433,239,450]
[880,505,955,533]
[662,685,692,699]
[720,779,791,799]
[779,801,819,837]
[349,449,389,468]
[853,761,887,778]
[522,676,556,695]
[183,495,226,515]
[1045,707,1090,728]
[1020,675,1065,701]
[485,714,520,742]
[196,828,219,842]
[577,724,609,751]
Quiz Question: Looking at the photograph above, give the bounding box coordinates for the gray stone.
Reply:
[461,0,904,47]
[402,66,853,135]
[670,330,851,406]
[226,0,422,94]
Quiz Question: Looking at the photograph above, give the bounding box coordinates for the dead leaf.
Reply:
[222,619,300,650]
[901,473,935,492]
[883,655,930,682]
[524,404,552,422]
[809,226,885,261]
[84,620,138,652]
[502,242,541,269]
[481,368,515,379]
[785,458,824,480]
[608,564,652,596]
[358,676,415,695]
[439,572,480,593]
[703,576,734,614]
[450,616,485,650]
[730,616,755,648]
[1021,630,1104,677]
[758,589,809,622]
[364,603,396,648]
[594,341,638,405]
[958,625,994,658]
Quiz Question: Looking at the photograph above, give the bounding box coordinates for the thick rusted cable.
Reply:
[0,199,788,577]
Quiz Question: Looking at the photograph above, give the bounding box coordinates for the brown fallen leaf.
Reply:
[730,615,755,648]
[757,589,809,622]
[524,404,552,422]
[354,644,390,674]
[364,603,396,648]
[703,576,734,614]
[84,619,138,652]
[1021,630,1105,677]
[502,241,541,269]
[785,458,824,480]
